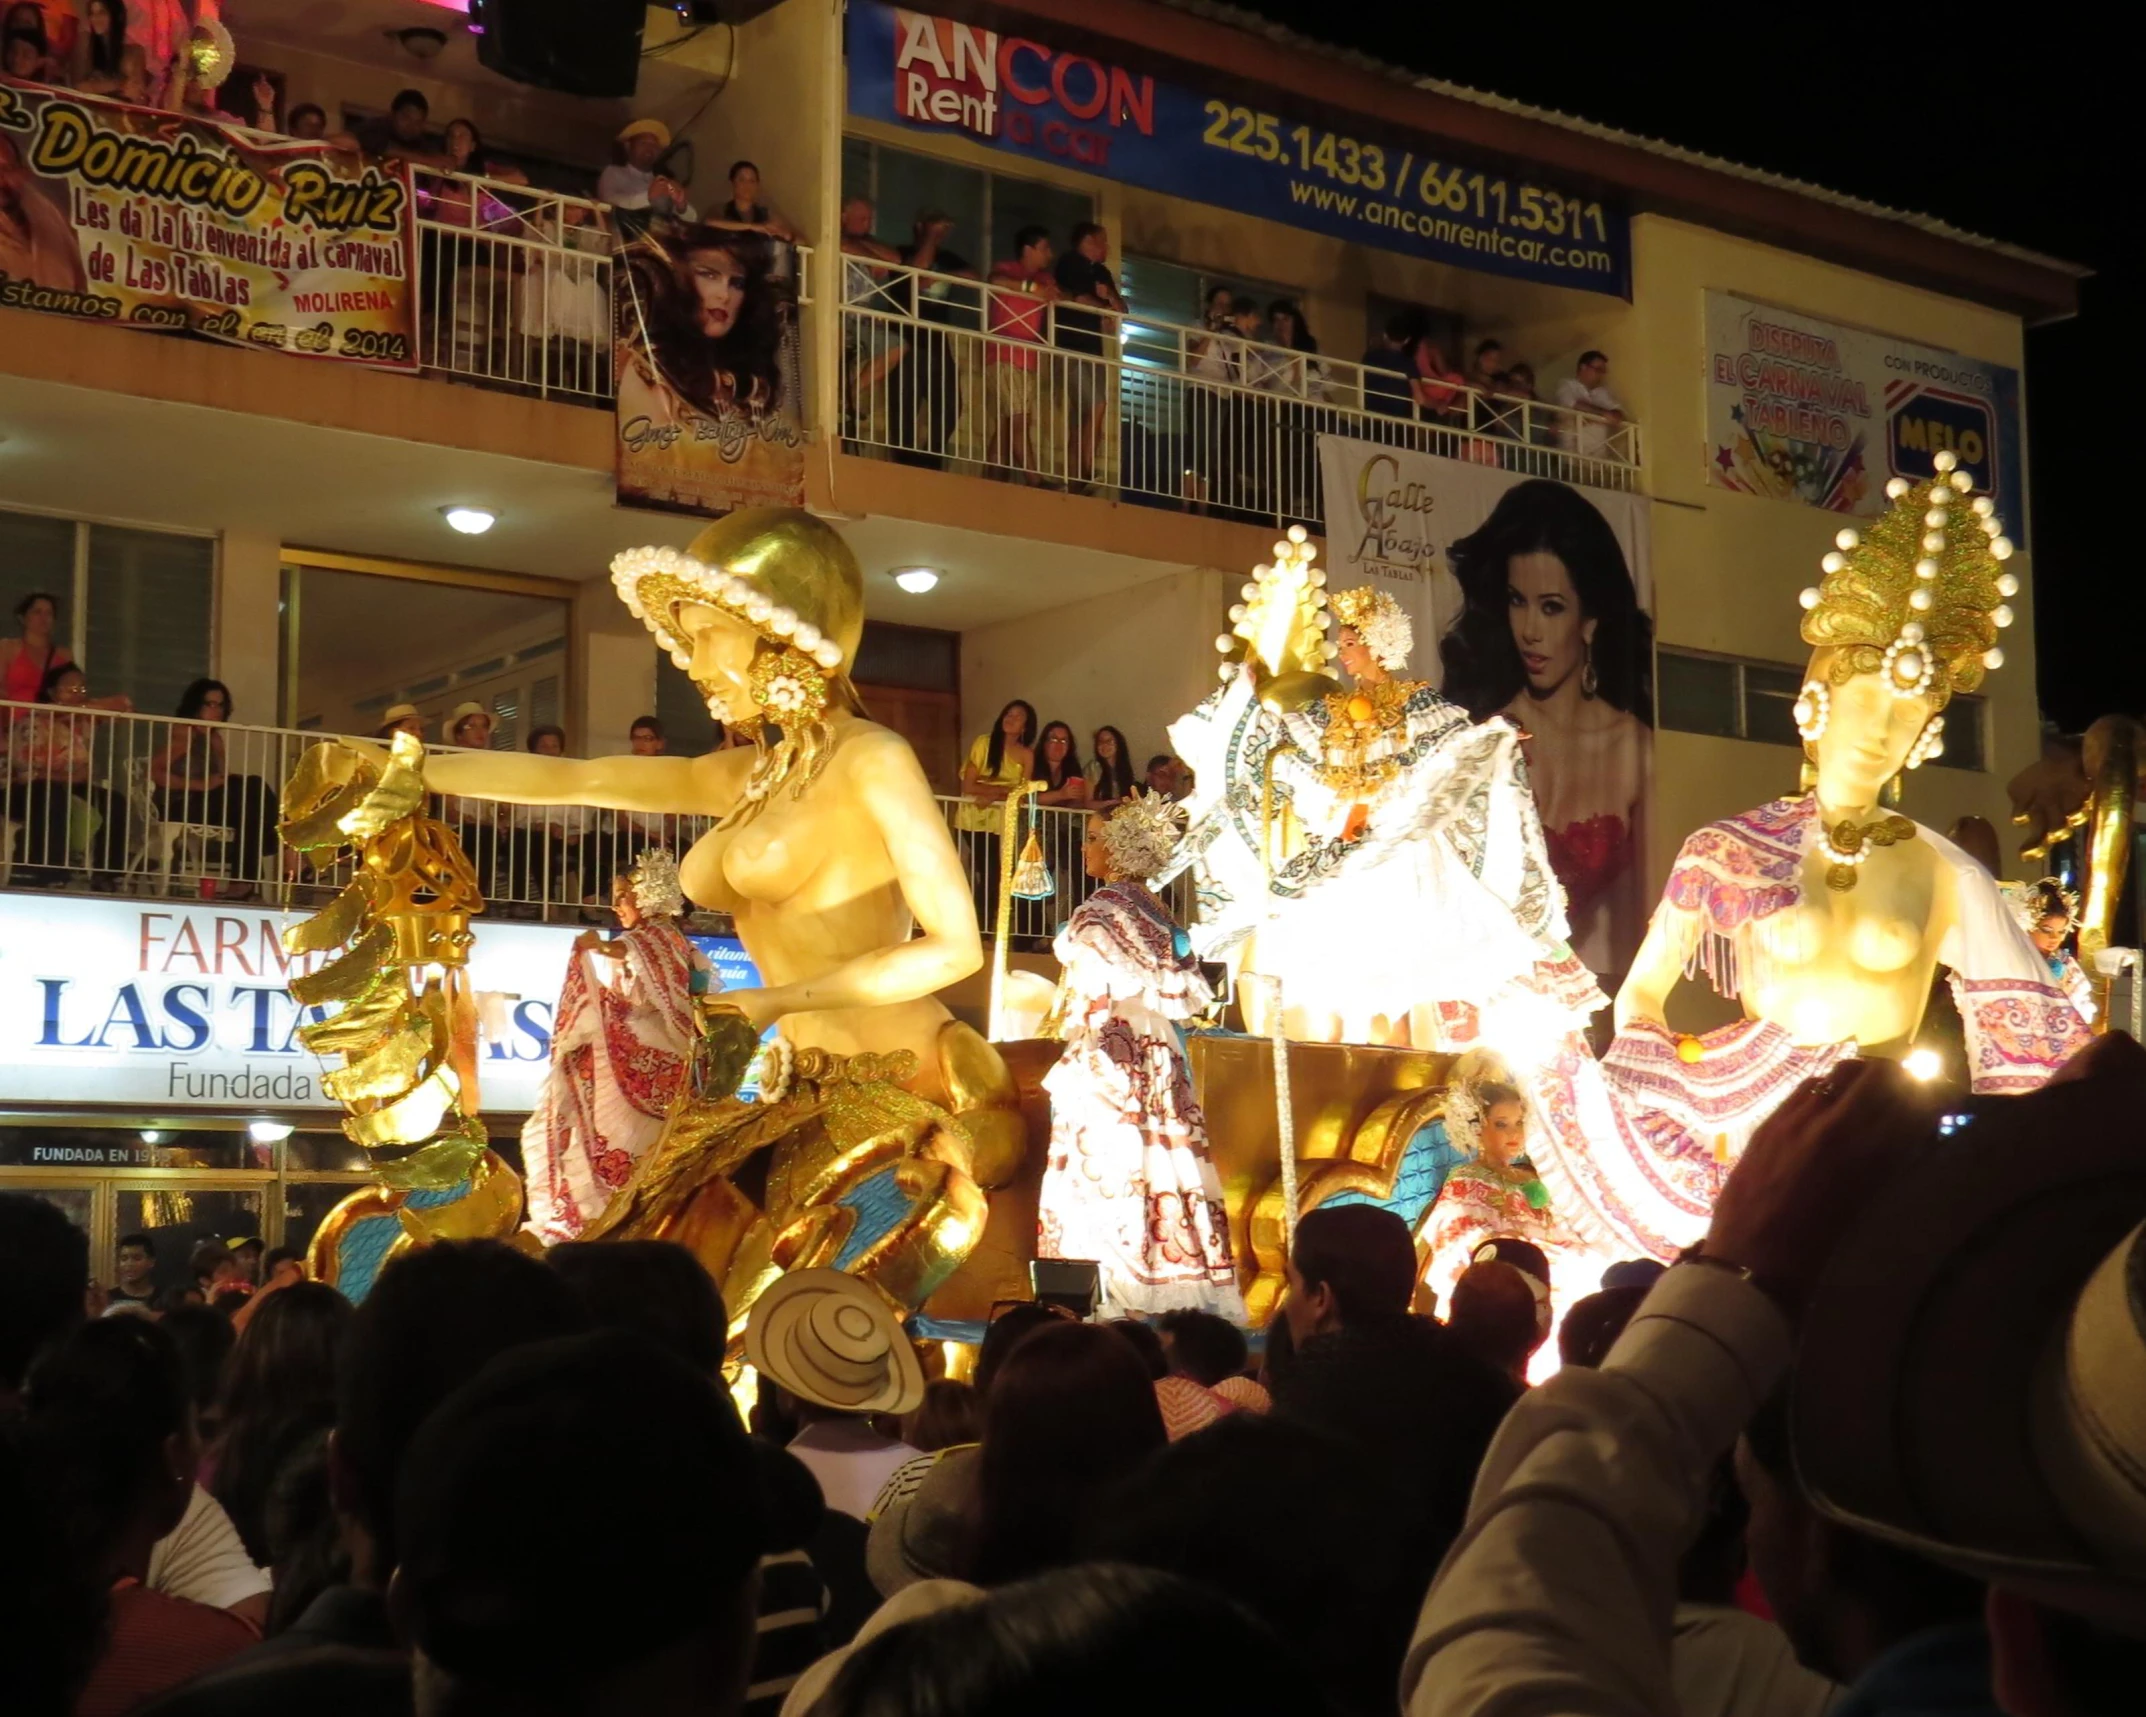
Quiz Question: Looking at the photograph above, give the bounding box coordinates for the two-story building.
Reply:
[0,0,2082,1279]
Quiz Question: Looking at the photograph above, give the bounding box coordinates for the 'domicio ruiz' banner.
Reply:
[1704,291,2026,542]
[847,2,1629,298]
[614,225,807,516]
[0,79,415,368]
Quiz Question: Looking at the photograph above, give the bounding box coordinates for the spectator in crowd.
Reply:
[505,723,584,916]
[1274,1205,1517,1620]
[967,1321,1166,1585]
[189,1240,245,1299]
[22,1318,258,1715]
[1401,1049,2146,1717]
[138,1241,589,1715]
[437,700,503,906]
[1032,720,1089,809]
[957,698,1037,927]
[1156,1308,1248,1391]
[897,208,978,463]
[1081,1414,1415,1717]
[807,1564,1326,1717]
[1084,725,1136,811]
[205,1282,351,1565]
[903,1380,982,1456]
[3,0,56,78]
[356,86,432,164]
[1410,327,1468,424]
[598,117,695,225]
[746,1269,923,1523]
[1494,360,1554,447]
[1445,1257,1548,1387]
[1108,1316,1169,1383]
[1052,221,1125,492]
[839,195,906,445]
[0,1188,86,1411]
[712,158,800,242]
[6,658,129,888]
[1180,285,1242,508]
[544,1241,834,1717]
[1257,297,1327,520]
[284,101,327,140]
[374,701,424,740]
[3,589,125,711]
[581,713,677,919]
[1359,311,1417,418]
[113,1230,160,1308]
[984,226,1057,480]
[0,129,84,286]
[1144,752,1180,800]
[393,1331,805,1717]
[150,678,285,898]
[1468,337,1507,413]
[229,1237,264,1287]
[71,0,150,101]
[1556,347,1628,457]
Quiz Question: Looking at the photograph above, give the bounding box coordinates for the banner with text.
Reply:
[1704,291,2026,542]
[615,225,807,515]
[0,895,759,1116]
[846,3,1629,298]
[0,79,415,367]
[1318,435,1654,975]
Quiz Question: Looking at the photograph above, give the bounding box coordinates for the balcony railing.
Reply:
[933,793,1195,947]
[410,167,617,404]
[0,704,1158,946]
[837,260,1641,525]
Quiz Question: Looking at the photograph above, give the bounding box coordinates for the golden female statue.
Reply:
[1527,452,2090,1262]
[423,508,1025,1319]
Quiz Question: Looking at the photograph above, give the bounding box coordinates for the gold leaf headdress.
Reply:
[1797,449,2018,707]
[628,848,686,918]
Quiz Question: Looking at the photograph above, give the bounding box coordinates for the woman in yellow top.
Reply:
[957,698,1036,930]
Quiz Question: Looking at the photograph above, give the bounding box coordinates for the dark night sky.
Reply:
[1238,4,2130,731]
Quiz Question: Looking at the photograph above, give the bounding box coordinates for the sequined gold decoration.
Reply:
[1818,811,1917,892]
[1797,449,2017,707]
[1312,678,1426,801]
[279,732,521,1256]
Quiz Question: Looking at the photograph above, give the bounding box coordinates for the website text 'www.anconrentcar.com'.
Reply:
[1288,179,1618,276]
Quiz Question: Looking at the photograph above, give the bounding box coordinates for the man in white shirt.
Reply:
[1554,349,1626,458]
[596,118,696,222]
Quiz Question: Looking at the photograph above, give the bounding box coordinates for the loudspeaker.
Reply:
[470,0,646,99]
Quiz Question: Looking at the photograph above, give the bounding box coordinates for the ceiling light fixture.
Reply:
[248,1120,295,1144]
[441,506,496,535]
[389,25,448,59]
[892,566,940,594]
[1902,1047,1943,1083]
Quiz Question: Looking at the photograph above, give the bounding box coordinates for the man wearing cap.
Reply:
[357,88,432,164]
[1402,1042,2146,1717]
[393,1330,815,1717]
[599,119,695,222]
[748,1269,923,1523]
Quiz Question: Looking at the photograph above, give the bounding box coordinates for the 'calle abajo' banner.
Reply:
[845,2,1630,299]
[0,77,416,367]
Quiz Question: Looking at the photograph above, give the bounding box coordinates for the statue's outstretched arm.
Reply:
[426,746,741,816]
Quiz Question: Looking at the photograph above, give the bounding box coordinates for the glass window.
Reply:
[6,1181,93,1238]
[0,1124,252,1171]
[854,623,957,692]
[1934,694,1988,773]
[280,1181,372,1267]
[657,653,721,755]
[111,1186,270,1260]
[85,525,215,719]
[283,1131,371,1174]
[1744,663,1805,750]
[1657,650,1739,739]
[0,511,77,655]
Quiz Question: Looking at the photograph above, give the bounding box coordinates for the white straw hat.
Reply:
[746,1269,924,1416]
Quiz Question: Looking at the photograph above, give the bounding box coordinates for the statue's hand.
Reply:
[711,986,786,1031]
[2007,741,2088,857]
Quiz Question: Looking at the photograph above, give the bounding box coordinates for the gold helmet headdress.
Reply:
[1102,790,1187,882]
[1796,449,2017,708]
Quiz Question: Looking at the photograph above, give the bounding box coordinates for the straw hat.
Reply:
[865,1446,978,1596]
[381,702,419,725]
[446,700,487,737]
[746,1269,924,1416]
[617,117,671,149]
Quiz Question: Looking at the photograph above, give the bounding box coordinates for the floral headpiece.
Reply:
[1328,585,1414,671]
[1441,1047,1518,1160]
[1103,790,1186,882]
[612,544,848,678]
[627,848,686,919]
[1797,449,2017,708]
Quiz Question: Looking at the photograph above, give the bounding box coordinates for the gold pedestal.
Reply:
[920,1035,1452,1326]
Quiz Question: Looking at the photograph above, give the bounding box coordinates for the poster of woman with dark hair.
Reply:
[1439,478,1654,975]
[614,224,805,514]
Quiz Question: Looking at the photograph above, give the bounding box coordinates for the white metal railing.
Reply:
[932,793,1195,946]
[411,167,617,402]
[837,259,1641,521]
[0,706,1185,945]
[0,704,714,922]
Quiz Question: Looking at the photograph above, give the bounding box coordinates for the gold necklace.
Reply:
[1817,805,1916,891]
